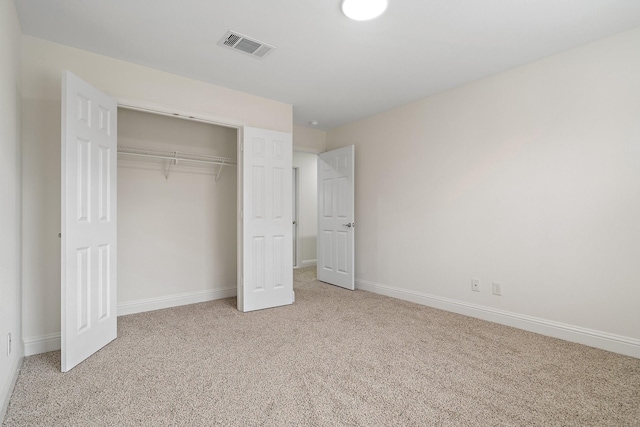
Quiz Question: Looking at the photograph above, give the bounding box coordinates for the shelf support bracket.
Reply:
[215,158,226,183]
[164,152,178,180]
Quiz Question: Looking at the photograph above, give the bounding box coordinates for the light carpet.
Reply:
[4,267,640,426]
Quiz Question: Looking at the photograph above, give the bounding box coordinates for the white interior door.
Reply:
[239,127,293,312]
[317,145,355,290]
[61,71,117,372]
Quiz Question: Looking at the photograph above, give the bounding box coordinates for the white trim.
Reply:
[355,278,640,359]
[300,259,317,267]
[24,288,237,356]
[117,287,237,316]
[293,166,300,268]
[0,356,22,422]
[24,332,61,356]
[115,97,244,130]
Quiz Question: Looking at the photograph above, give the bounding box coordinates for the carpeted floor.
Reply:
[4,267,640,426]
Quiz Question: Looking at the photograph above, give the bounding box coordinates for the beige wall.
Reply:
[117,109,237,307]
[21,37,292,131]
[293,125,326,153]
[0,0,23,417]
[21,36,293,352]
[327,27,640,355]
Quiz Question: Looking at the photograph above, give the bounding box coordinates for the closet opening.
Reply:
[116,107,239,314]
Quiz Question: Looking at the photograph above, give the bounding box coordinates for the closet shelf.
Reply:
[117,145,236,181]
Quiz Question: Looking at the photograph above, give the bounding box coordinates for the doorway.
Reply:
[117,108,238,311]
[292,150,318,268]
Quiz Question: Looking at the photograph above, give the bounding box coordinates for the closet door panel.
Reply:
[61,70,118,372]
[241,127,293,312]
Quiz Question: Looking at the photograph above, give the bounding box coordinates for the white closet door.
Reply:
[239,127,294,312]
[61,71,118,372]
[317,145,355,290]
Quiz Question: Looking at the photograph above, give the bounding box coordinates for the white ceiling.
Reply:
[14,0,640,130]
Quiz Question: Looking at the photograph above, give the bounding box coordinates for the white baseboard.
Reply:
[23,287,237,356]
[355,278,640,359]
[300,259,317,268]
[0,355,23,422]
[23,332,61,357]
[117,287,236,316]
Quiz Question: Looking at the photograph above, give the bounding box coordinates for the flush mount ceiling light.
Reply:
[342,0,388,21]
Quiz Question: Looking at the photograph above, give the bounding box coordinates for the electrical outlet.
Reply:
[7,333,11,356]
[492,281,502,296]
[471,278,480,292]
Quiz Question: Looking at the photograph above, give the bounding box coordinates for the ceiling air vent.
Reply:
[218,31,275,59]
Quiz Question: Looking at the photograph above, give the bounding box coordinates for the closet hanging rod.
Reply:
[117,145,236,166]
[117,151,235,166]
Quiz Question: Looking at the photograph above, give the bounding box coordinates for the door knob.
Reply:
[342,222,354,228]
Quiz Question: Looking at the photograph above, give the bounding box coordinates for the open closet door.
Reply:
[317,145,355,290]
[239,127,293,312]
[61,71,118,372]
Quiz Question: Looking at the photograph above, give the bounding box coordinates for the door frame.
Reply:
[292,147,323,269]
[292,166,300,268]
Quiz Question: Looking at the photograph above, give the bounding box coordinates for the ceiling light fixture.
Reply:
[341,0,388,21]
[310,120,319,127]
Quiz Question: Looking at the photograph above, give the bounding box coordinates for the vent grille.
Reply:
[218,31,275,59]
[223,33,241,47]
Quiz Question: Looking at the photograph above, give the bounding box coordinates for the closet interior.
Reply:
[116,108,238,308]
